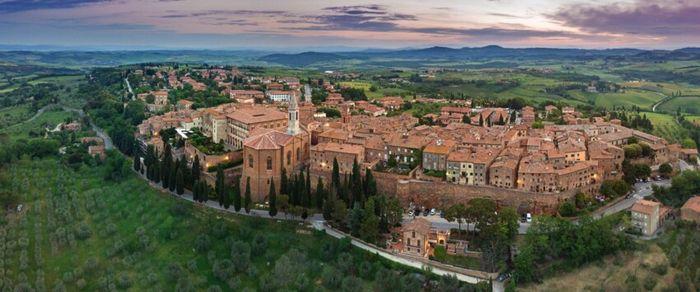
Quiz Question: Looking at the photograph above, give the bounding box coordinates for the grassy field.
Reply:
[0,157,487,291]
[0,108,76,142]
[0,104,33,129]
[26,75,85,86]
[658,96,700,114]
[566,89,663,110]
[643,112,687,143]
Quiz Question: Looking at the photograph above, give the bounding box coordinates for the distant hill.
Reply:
[258,52,349,67]
[259,46,700,67]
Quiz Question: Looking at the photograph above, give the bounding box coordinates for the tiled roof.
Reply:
[631,199,660,215]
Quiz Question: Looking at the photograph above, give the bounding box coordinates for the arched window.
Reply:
[266,156,273,170]
[287,151,292,165]
[248,155,254,168]
[296,147,301,161]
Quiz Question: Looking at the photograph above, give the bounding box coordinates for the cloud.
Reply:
[550,0,700,36]
[0,0,111,13]
[301,4,417,31]
[160,9,287,19]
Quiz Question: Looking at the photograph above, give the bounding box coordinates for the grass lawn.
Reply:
[658,96,700,115]
[0,156,487,291]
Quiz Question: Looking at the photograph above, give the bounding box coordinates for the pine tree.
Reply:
[215,166,224,207]
[233,176,241,212]
[280,167,288,195]
[305,168,312,206]
[222,185,231,209]
[269,178,277,217]
[153,162,161,184]
[161,144,172,188]
[300,171,309,207]
[191,155,201,182]
[176,168,184,195]
[244,176,251,213]
[192,180,199,202]
[315,177,325,210]
[322,198,334,220]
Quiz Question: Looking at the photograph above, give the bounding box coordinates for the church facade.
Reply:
[241,95,310,202]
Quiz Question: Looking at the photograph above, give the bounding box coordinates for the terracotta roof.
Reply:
[424,139,456,155]
[403,218,431,235]
[226,107,286,124]
[243,129,293,150]
[631,199,660,215]
[312,142,364,156]
[318,128,349,141]
[682,196,700,213]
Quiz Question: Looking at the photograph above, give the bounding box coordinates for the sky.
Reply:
[0,0,698,50]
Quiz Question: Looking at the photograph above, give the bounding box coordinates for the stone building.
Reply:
[402,218,431,257]
[240,96,310,202]
[310,142,364,174]
[225,107,287,150]
[422,139,456,171]
[681,196,700,223]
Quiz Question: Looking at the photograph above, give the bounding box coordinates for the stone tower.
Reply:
[287,93,300,135]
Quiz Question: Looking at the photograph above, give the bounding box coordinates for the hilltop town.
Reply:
[133,66,698,215]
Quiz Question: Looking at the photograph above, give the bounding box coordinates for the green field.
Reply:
[0,104,33,128]
[644,112,687,143]
[566,89,663,110]
[658,96,700,114]
[0,108,76,142]
[0,157,485,291]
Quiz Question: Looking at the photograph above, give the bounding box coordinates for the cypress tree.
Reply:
[222,185,231,209]
[269,178,277,217]
[315,177,325,210]
[332,157,340,195]
[351,159,362,206]
[168,160,177,191]
[300,171,309,207]
[280,167,288,195]
[191,155,201,182]
[233,176,241,212]
[364,168,377,197]
[176,168,184,195]
[192,180,199,201]
[153,162,161,184]
[244,176,251,213]
[215,166,225,207]
[305,168,312,207]
[133,155,141,172]
[161,144,172,188]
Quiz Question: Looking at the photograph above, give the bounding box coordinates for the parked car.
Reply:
[430,208,436,216]
[423,209,430,216]
[526,213,532,223]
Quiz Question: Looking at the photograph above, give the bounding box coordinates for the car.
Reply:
[526,213,532,223]
[430,208,436,216]
[439,211,445,218]
[520,217,527,223]
[423,209,430,216]
[408,210,414,216]
[496,273,511,282]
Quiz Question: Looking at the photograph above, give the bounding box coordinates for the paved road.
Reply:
[591,179,671,219]
[403,214,531,234]
[125,78,134,100]
[61,106,114,150]
[651,91,670,112]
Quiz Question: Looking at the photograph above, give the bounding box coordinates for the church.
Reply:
[241,95,310,202]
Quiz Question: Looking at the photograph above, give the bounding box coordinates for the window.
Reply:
[412,231,415,238]
[297,147,301,160]
[248,155,254,168]
[266,156,273,170]
[287,151,291,165]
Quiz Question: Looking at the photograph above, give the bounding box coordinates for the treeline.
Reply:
[609,111,654,131]
[513,215,633,285]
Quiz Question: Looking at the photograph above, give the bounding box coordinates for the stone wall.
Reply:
[310,168,577,215]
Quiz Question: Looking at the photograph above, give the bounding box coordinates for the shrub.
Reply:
[652,263,668,275]
[212,259,234,281]
[643,276,656,290]
[194,234,211,253]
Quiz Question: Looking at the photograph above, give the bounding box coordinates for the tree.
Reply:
[191,155,201,182]
[332,157,340,195]
[659,163,673,178]
[348,203,364,237]
[215,166,225,207]
[280,167,288,195]
[176,168,184,195]
[133,155,141,172]
[360,198,380,243]
[351,159,362,206]
[444,204,466,231]
[232,177,241,212]
[244,177,252,213]
[315,177,325,210]
[332,200,348,225]
[269,178,277,217]
[168,159,178,191]
[364,168,377,197]
[387,154,398,168]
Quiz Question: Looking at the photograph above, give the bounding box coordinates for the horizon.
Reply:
[1,0,698,50]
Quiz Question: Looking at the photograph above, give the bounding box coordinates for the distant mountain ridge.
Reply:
[259,45,700,67]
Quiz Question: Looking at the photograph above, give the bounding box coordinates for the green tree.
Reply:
[348,203,364,237]
[351,159,362,206]
[133,155,141,172]
[332,200,348,226]
[444,204,466,231]
[332,157,340,196]
[269,178,277,217]
[659,163,673,177]
[360,198,380,243]
[315,177,325,210]
[176,168,184,195]
[215,165,225,207]
[191,155,201,182]
[364,168,377,197]
[280,167,288,195]
[232,177,241,212]
[244,176,251,213]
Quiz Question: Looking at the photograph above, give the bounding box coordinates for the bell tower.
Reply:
[287,93,300,135]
